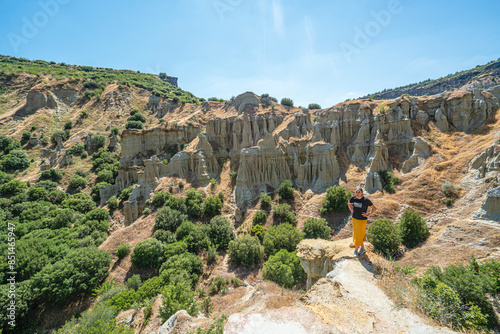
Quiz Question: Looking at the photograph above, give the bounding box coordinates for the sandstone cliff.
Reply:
[101,90,498,224]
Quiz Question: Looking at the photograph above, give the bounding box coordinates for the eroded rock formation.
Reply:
[101,90,498,223]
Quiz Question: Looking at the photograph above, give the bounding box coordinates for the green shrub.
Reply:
[176,221,210,254]
[178,181,184,189]
[160,252,203,285]
[262,249,306,288]
[0,134,21,153]
[22,131,32,141]
[202,215,234,250]
[81,150,88,159]
[272,203,297,225]
[69,174,87,191]
[250,225,267,241]
[281,98,294,107]
[228,235,264,266]
[186,188,204,218]
[154,229,176,245]
[92,134,106,149]
[160,281,199,321]
[130,108,140,115]
[116,243,131,260]
[28,186,48,201]
[260,192,272,208]
[379,170,400,193]
[54,303,134,334]
[62,193,97,213]
[129,112,146,123]
[97,169,115,184]
[131,238,167,269]
[40,168,64,182]
[366,219,401,257]
[302,218,331,239]
[105,289,138,311]
[308,103,321,110]
[0,179,27,195]
[107,196,118,210]
[80,109,89,118]
[278,180,294,199]
[0,149,31,171]
[442,182,458,197]
[136,276,164,301]
[156,207,188,232]
[230,171,237,181]
[0,170,13,185]
[439,261,498,327]
[118,186,133,201]
[203,196,222,217]
[164,240,188,258]
[51,130,69,144]
[110,127,119,136]
[262,223,304,256]
[126,121,144,129]
[253,210,268,225]
[320,185,350,214]
[64,120,73,130]
[445,198,453,206]
[416,273,489,331]
[126,274,142,291]
[67,143,85,156]
[398,209,429,248]
[32,247,112,303]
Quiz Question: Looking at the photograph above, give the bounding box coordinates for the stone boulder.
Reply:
[230,91,260,114]
[401,138,431,173]
[473,187,500,222]
[296,238,353,289]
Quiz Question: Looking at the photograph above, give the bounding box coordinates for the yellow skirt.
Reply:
[352,218,367,246]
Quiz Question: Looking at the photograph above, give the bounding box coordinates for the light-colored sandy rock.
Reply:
[473,187,500,222]
[401,137,431,173]
[296,142,341,193]
[468,139,500,178]
[24,89,58,113]
[296,238,353,289]
[224,306,341,334]
[295,239,457,334]
[234,133,291,206]
[229,91,260,114]
[434,108,450,132]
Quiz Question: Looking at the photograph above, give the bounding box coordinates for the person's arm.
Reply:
[366,204,377,218]
[348,201,353,214]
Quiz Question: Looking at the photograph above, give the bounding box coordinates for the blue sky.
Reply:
[1,0,499,108]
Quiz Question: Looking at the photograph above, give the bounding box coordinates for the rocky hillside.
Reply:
[364,58,500,99]
[0,57,499,334]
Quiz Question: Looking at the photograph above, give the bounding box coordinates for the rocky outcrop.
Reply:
[295,238,456,334]
[401,137,431,173]
[473,187,500,222]
[16,87,79,117]
[235,133,291,205]
[468,139,500,178]
[296,238,352,289]
[295,142,341,192]
[228,91,260,114]
[224,306,341,334]
[107,89,498,220]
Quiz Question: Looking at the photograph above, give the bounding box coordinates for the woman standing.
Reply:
[348,186,377,257]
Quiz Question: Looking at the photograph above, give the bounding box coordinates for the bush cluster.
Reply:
[262,249,306,288]
[367,209,429,256]
[320,185,350,214]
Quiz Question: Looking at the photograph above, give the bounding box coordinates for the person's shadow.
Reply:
[357,253,375,275]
